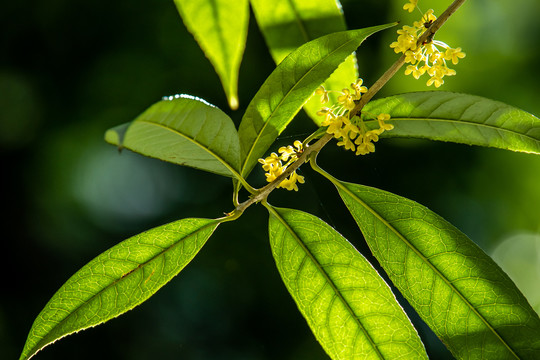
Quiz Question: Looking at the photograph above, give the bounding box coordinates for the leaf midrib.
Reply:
[286,0,310,43]
[333,180,520,359]
[135,119,242,178]
[28,221,218,359]
[366,117,539,140]
[267,206,386,360]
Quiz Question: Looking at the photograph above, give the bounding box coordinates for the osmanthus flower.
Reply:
[403,0,418,13]
[259,152,280,172]
[278,140,303,162]
[352,79,368,98]
[315,80,394,156]
[278,171,305,192]
[258,140,305,191]
[391,2,466,87]
[377,113,394,131]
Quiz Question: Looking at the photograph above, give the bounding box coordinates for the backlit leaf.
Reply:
[328,175,540,359]
[250,0,358,124]
[173,0,249,109]
[20,218,219,360]
[238,24,394,178]
[105,95,242,178]
[267,206,428,360]
[364,91,540,154]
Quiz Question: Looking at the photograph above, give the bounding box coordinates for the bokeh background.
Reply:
[2,0,540,359]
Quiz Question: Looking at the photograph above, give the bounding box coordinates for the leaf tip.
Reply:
[104,123,130,151]
[229,95,239,110]
[104,129,118,145]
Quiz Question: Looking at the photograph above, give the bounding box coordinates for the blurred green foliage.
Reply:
[2,0,539,359]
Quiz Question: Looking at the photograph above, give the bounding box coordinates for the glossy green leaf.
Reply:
[250,0,358,125]
[173,0,248,109]
[20,218,219,360]
[364,91,540,154]
[267,206,428,360]
[105,95,242,178]
[327,175,540,359]
[238,24,394,178]
[250,0,348,64]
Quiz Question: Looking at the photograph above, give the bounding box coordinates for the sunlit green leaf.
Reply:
[326,175,540,359]
[250,0,348,64]
[267,206,428,360]
[364,91,540,154]
[105,95,242,178]
[20,218,220,360]
[250,0,358,125]
[173,0,249,109]
[238,24,394,179]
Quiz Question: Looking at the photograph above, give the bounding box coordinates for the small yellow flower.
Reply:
[279,140,303,162]
[405,64,423,79]
[417,9,437,27]
[337,88,356,110]
[364,130,380,143]
[444,47,466,65]
[391,30,418,54]
[278,145,295,162]
[259,140,305,191]
[258,153,280,172]
[403,0,418,13]
[265,165,284,182]
[445,68,456,77]
[278,170,305,192]
[318,107,337,126]
[351,78,368,98]
[404,50,420,64]
[315,85,329,103]
[377,113,394,131]
[426,76,444,88]
[337,136,355,151]
[317,107,330,117]
[355,139,376,156]
[341,117,359,140]
[326,115,345,138]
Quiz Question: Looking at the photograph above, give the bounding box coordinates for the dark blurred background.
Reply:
[2,0,539,359]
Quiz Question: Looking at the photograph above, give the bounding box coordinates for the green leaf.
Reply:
[105,95,242,178]
[328,176,540,359]
[238,24,394,178]
[267,206,428,360]
[20,218,219,360]
[364,91,540,154]
[173,0,249,109]
[250,0,358,125]
[250,0,348,64]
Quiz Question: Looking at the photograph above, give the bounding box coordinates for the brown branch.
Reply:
[231,0,468,216]
[234,133,333,213]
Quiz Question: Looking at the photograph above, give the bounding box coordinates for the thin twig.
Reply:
[235,133,333,213]
[233,0,468,215]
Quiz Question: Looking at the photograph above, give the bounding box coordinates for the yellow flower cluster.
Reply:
[390,3,466,87]
[316,80,393,156]
[258,140,305,191]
